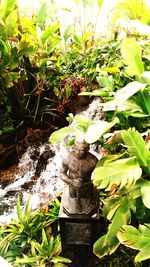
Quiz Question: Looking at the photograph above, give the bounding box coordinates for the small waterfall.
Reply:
[0,98,103,223]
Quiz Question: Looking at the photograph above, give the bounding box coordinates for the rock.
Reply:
[0,165,18,188]
[35,147,55,176]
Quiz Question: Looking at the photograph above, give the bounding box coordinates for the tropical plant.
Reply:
[93,128,150,263]
[0,196,70,266]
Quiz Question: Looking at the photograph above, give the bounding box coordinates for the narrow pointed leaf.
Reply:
[41,24,60,43]
[121,128,150,170]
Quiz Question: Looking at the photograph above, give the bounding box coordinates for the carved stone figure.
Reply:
[60,140,98,215]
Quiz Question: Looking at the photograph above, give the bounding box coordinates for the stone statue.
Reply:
[60,140,98,216]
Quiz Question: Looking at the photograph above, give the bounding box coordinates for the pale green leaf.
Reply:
[97,0,104,8]
[85,118,119,144]
[141,181,150,209]
[92,156,142,190]
[37,2,47,30]
[63,24,73,41]
[121,128,150,170]
[117,224,150,262]
[49,126,84,143]
[0,0,16,20]
[41,24,60,43]
[100,82,147,111]
[51,256,71,263]
[5,10,17,36]
[94,199,131,258]
[18,35,36,56]
[103,67,120,73]
[79,89,109,97]
[117,99,143,113]
[141,71,150,84]
[121,38,144,77]
[21,17,37,39]
[74,115,92,130]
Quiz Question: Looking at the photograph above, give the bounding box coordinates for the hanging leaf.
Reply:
[121,128,150,172]
[121,38,144,77]
[94,199,131,258]
[92,156,142,190]
[141,181,150,209]
[85,118,119,144]
[37,2,47,30]
[100,81,147,111]
[41,24,60,43]
[117,224,150,262]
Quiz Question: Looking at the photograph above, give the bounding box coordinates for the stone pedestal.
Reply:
[59,202,99,248]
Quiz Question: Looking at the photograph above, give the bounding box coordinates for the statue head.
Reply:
[73,140,89,159]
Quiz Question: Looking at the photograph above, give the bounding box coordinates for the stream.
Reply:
[0,98,103,223]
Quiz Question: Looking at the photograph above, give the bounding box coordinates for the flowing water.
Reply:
[0,98,103,223]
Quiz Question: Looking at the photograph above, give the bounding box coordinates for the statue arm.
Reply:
[60,159,71,185]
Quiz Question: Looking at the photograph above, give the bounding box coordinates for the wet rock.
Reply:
[30,149,40,160]
[0,165,18,188]
[21,176,37,190]
[35,147,55,176]
[5,190,18,197]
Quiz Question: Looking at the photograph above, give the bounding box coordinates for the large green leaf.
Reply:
[117,224,150,262]
[94,199,131,258]
[49,126,84,143]
[141,181,150,209]
[5,9,18,36]
[92,156,142,190]
[100,81,147,111]
[121,128,150,172]
[121,38,144,77]
[21,17,37,39]
[85,118,119,144]
[0,0,16,20]
[18,35,36,56]
[41,24,60,43]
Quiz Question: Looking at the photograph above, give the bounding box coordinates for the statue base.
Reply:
[59,202,99,248]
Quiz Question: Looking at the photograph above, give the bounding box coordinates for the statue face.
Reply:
[74,147,88,159]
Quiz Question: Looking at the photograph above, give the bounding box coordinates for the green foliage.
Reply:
[121,128,150,173]
[49,116,119,144]
[121,38,144,77]
[118,224,150,262]
[113,0,150,25]
[92,156,142,190]
[100,81,147,111]
[94,198,131,258]
[0,196,70,267]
